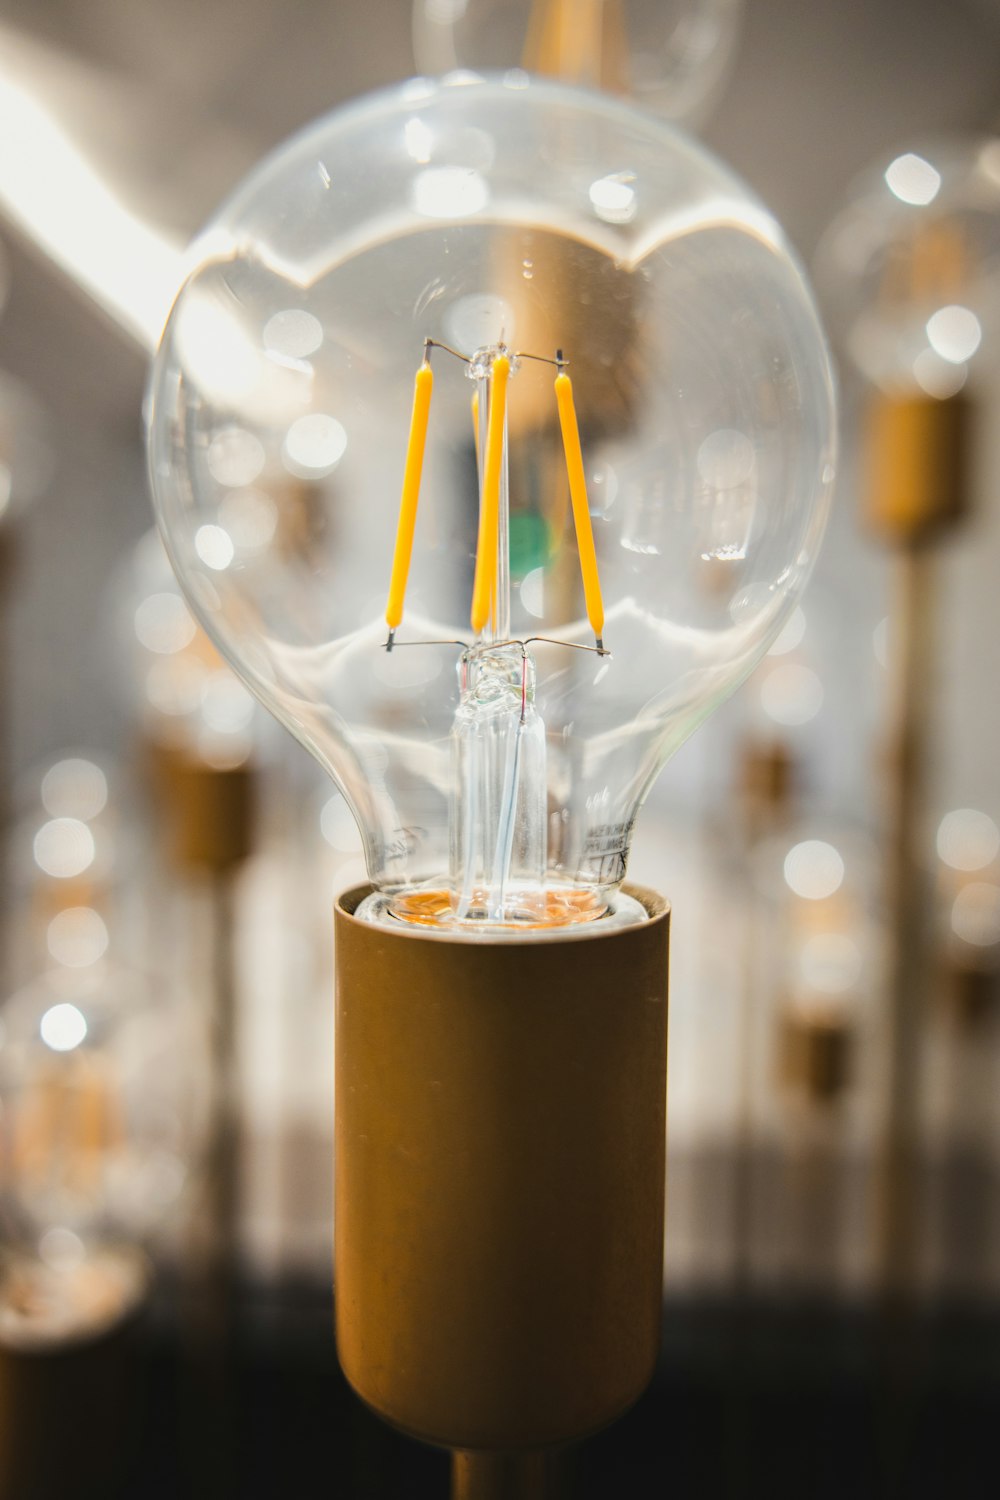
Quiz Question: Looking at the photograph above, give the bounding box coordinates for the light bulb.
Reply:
[123,529,258,772]
[817,139,1000,398]
[148,75,835,932]
[761,826,874,1018]
[0,966,204,1246]
[412,0,744,128]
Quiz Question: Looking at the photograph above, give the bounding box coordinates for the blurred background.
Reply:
[0,0,999,1496]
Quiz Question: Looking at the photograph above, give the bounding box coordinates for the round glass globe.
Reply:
[412,0,744,128]
[816,139,1000,398]
[148,74,835,928]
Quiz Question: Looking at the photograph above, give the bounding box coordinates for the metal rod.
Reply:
[451,1450,562,1500]
[878,543,936,1297]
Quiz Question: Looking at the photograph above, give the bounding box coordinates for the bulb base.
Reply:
[334,882,669,1452]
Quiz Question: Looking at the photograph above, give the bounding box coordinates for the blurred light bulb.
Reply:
[123,529,257,769]
[412,0,744,128]
[148,77,834,930]
[0,968,205,1243]
[817,137,1000,398]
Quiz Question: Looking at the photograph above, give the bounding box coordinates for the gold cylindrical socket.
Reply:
[863,390,970,544]
[146,741,255,873]
[335,885,669,1452]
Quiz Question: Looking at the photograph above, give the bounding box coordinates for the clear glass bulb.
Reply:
[148,75,835,932]
[816,139,1000,398]
[412,0,744,128]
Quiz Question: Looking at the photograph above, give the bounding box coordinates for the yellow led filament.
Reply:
[555,368,605,650]
[470,354,510,636]
[385,342,605,651]
[385,358,434,643]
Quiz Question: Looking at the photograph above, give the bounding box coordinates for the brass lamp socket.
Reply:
[863,390,971,545]
[146,740,255,873]
[738,736,796,830]
[335,884,669,1453]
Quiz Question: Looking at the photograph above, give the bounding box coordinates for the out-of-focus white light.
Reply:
[0,71,183,350]
[979,140,1000,186]
[197,728,252,772]
[175,292,257,401]
[33,818,95,879]
[218,489,278,553]
[767,607,807,657]
[937,808,1000,872]
[784,839,845,901]
[913,348,968,398]
[404,117,434,164]
[320,793,363,854]
[951,881,1000,948]
[588,173,636,225]
[797,932,863,994]
[519,567,546,619]
[282,413,347,476]
[926,305,981,365]
[145,656,206,718]
[589,463,618,515]
[873,616,889,669]
[194,524,235,571]
[38,1227,86,1270]
[263,308,323,360]
[207,427,266,487]
[412,166,489,218]
[697,428,755,489]
[759,663,823,726]
[200,674,254,735]
[40,1002,88,1052]
[134,591,197,654]
[47,907,109,969]
[445,292,513,351]
[40,759,108,821]
[424,0,468,24]
[885,153,941,206]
